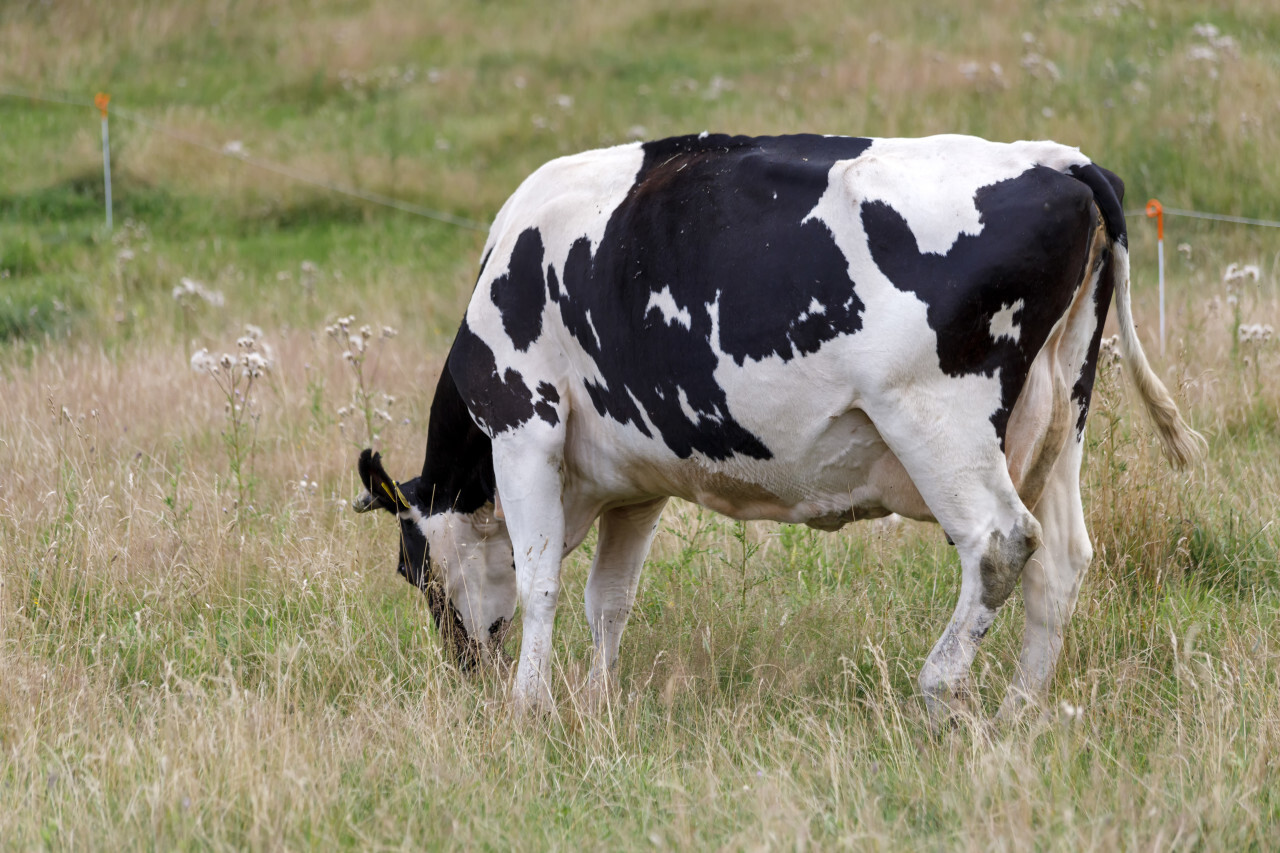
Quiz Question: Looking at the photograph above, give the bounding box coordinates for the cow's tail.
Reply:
[1072,162,1206,468]
[1112,245,1206,466]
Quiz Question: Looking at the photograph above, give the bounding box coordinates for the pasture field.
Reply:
[2,0,1279,848]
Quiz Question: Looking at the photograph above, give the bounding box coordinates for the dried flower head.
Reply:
[1223,263,1261,285]
[1238,323,1276,345]
[190,348,218,374]
[172,277,226,308]
[241,352,270,378]
[1098,334,1122,367]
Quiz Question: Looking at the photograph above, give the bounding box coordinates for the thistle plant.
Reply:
[191,325,273,517]
[325,315,400,449]
[1237,323,1275,395]
[1223,262,1261,361]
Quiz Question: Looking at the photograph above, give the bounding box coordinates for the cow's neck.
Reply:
[419,363,496,515]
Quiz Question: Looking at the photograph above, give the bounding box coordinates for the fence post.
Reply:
[95,92,112,230]
[1145,198,1165,353]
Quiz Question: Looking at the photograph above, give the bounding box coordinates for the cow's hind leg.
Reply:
[583,498,668,706]
[492,425,568,715]
[865,392,1042,721]
[999,437,1092,719]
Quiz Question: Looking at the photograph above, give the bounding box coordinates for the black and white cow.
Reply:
[355,133,1202,720]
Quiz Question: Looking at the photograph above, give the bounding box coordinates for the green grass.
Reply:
[2,0,1280,848]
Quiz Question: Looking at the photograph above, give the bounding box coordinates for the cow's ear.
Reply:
[354,449,411,514]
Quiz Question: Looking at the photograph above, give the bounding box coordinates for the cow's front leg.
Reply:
[492,434,567,715]
[584,498,668,707]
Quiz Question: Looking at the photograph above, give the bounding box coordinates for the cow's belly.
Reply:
[561,402,933,529]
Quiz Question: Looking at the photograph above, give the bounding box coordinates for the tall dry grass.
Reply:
[1,272,1277,849]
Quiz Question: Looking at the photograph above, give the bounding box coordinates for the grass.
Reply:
[2,0,1279,848]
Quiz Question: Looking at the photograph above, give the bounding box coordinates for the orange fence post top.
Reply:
[94,92,110,118]
[1145,198,1164,241]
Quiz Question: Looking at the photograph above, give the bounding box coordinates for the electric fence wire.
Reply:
[7,86,1280,233]
[1,86,490,232]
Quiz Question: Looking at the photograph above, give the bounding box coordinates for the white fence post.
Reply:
[1145,199,1165,353]
[95,92,112,230]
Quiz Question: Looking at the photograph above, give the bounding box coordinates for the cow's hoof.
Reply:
[580,673,618,714]
[995,688,1040,725]
[510,684,556,718]
[921,677,982,731]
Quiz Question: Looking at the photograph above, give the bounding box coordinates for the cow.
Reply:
[354,133,1203,721]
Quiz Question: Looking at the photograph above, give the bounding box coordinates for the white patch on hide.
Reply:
[646,286,693,329]
[989,299,1024,344]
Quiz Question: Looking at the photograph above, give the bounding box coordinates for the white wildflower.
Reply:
[1099,334,1122,368]
[376,409,393,422]
[359,324,373,340]
[241,352,269,378]
[117,248,135,263]
[190,348,217,373]
[1020,52,1061,82]
[1186,45,1218,63]
[301,260,319,275]
[223,140,246,157]
[219,353,235,370]
[172,277,225,307]
[349,334,365,354]
[380,325,398,339]
[1238,324,1275,345]
[1060,701,1084,721]
[702,75,733,100]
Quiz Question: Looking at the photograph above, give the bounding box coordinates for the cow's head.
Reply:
[353,449,516,667]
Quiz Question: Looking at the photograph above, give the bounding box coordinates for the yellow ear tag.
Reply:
[380,480,410,507]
